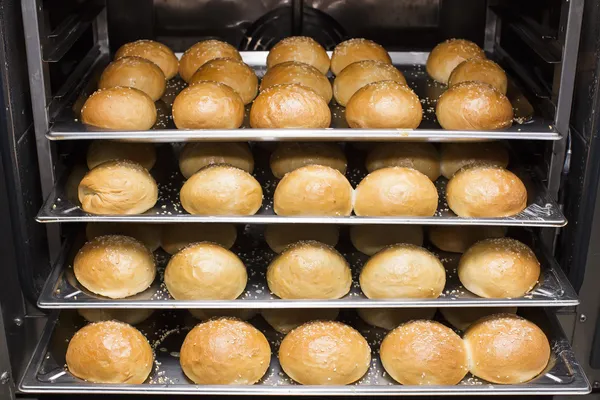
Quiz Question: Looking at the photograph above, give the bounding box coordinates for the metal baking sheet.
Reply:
[19,309,590,395]
[46,51,559,142]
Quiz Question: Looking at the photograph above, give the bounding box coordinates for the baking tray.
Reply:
[36,144,567,227]
[46,51,559,142]
[19,308,590,395]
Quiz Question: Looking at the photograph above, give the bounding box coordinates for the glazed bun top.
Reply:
[267,36,330,75]
[331,38,392,75]
[115,39,179,79]
[179,40,242,82]
[426,38,486,84]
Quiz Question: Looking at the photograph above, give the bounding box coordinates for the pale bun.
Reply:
[464,314,551,384]
[99,56,166,101]
[66,321,153,384]
[380,320,468,385]
[190,58,258,104]
[279,321,371,385]
[440,307,517,331]
[458,238,540,298]
[65,164,88,206]
[161,223,237,255]
[273,165,352,216]
[260,61,332,102]
[267,241,351,299]
[78,160,158,215]
[267,36,330,75]
[366,142,440,181]
[331,38,391,76]
[270,142,346,179]
[350,225,424,256]
[180,165,263,215]
[179,40,242,82]
[180,318,271,384]
[172,81,244,129]
[86,222,162,252]
[357,308,436,330]
[250,84,331,128]
[426,39,485,84]
[436,81,513,130]
[359,243,445,299]
[164,242,247,300]
[440,141,509,179]
[262,308,340,334]
[115,39,179,79]
[449,58,508,94]
[428,225,506,253]
[446,164,527,217]
[78,308,154,325]
[179,142,254,179]
[354,167,438,216]
[81,87,156,130]
[264,224,339,253]
[345,81,422,129]
[189,309,257,321]
[86,140,156,170]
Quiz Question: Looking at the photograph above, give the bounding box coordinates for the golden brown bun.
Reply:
[99,56,166,101]
[160,223,237,255]
[273,165,353,216]
[179,142,254,179]
[66,321,153,384]
[333,60,406,106]
[65,164,88,206]
[81,87,157,130]
[73,235,156,298]
[330,38,391,76]
[366,142,440,181]
[264,224,339,253]
[428,225,506,253]
[262,309,340,334]
[179,40,242,82]
[279,321,370,385]
[449,58,508,94]
[180,165,263,215]
[426,39,486,84]
[440,307,517,331]
[165,242,246,300]
[267,36,330,75]
[86,222,161,252]
[260,61,332,102]
[270,142,346,179]
[78,160,158,215]
[464,314,550,384]
[380,320,468,385]
[350,225,424,256]
[250,84,331,128]
[440,142,509,179]
[180,318,271,384]
[345,81,422,129]
[458,238,540,298]
[86,140,156,170]
[190,58,258,105]
[357,308,436,330]
[115,39,179,79]
[354,167,438,216]
[436,82,514,130]
[172,81,244,129]
[77,309,154,325]
[446,164,527,217]
[267,241,351,299]
[189,309,257,321]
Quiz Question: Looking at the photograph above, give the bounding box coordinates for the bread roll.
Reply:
[66,321,153,384]
[279,321,371,385]
[346,81,422,129]
[262,308,340,334]
[78,160,158,215]
[180,165,263,215]
[179,40,242,82]
[190,58,258,104]
[270,142,346,178]
[449,58,508,94]
[179,142,254,179]
[81,87,157,130]
[428,225,506,253]
[172,81,244,129]
[250,84,331,128]
[380,320,468,385]
[458,238,540,298]
[267,241,351,299]
[87,140,156,170]
[436,81,514,130]
[260,61,332,102]
[99,56,166,101]
[446,165,527,217]
[350,225,424,256]
[440,307,517,331]
[161,223,237,255]
[360,244,445,299]
[78,308,154,325]
[115,39,179,79]
[267,36,330,75]
[73,235,156,298]
[65,164,88,206]
[464,314,550,384]
[273,165,352,216]
[264,224,339,253]
[86,222,161,252]
[357,308,436,330]
[333,60,406,106]
[354,167,438,216]
[366,142,440,181]
[189,309,257,321]
[331,38,391,76]
[426,39,486,84]
[180,318,271,384]
[440,141,509,179]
